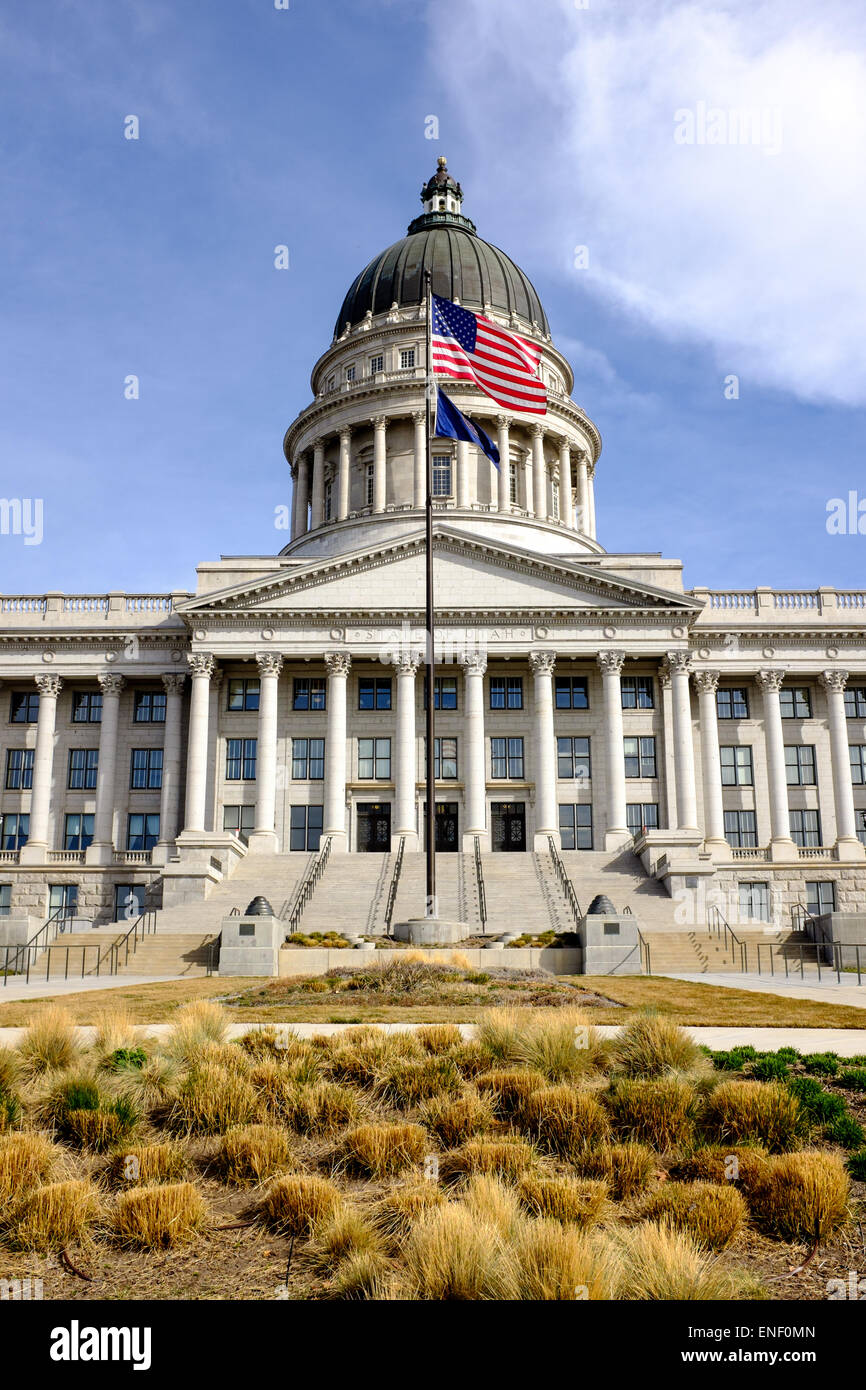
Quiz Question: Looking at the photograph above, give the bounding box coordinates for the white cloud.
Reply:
[428,0,866,405]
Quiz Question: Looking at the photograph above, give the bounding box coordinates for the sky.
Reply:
[1,0,865,595]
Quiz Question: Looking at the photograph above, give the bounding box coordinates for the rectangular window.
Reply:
[358,737,391,780]
[290,805,323,852]
[324,480,333,521]
[292,737,325,780]
[369,354,383,375]
[780,686,812,718]
[491,737,524,780]
[49,884,78,919]
[623,735,657,779]
[790,808,821,848]
[365,462,374,506]
[559,804,593,850]
[627,803,659,837]
[64,813,94,851]
[806,880,836,916]
[489,675,523,710]
[0,884,11,917]
[293,677,326,711]
[126,813,160,852]
[400,348,415,369]
[359,677,392,710]
[717,687,750,720]
[509,459,518,504]
[115,884,146,921]
[858,810,866,848]
[0,814,28,850]
[67,748,98,790]
[71,691,102,723]
[720,745,754,786]
[223,805,255,845]
[784,744,816,785]
[724,809,758,848]
[557,736,591,781]
[555,676,589,710]
[551,481,560,520]
[739,881,770,922]
[844,687,866,719]
[850,745,866,784]
[621,675,654,709]
[432,455,452,497]
[433,737,458,780]
[345,364,356,382]
[5,748,33,790]
[424,676,458,710]
[134,690,166,723]
[10,691,39,723]
[130,748,163,790]
[227,678,260,712]
[226,738,257,781]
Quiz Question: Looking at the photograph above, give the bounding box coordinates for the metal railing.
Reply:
[474,836,488,936]
[205,934,221,977]
[108,910,157,972]
[36,910,156,983]
[1,906,71,986]
[286,837,332,936]
[637,926,652,975]
[547,835,583,931]
[754,936,862,986]
[707,904,747,972]
[383,836,406,936]
[279,853,316,922]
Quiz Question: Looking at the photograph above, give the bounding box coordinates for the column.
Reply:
[587,465,597,539]
[310,438,325,530]
[755,669,796,859]
[496,416,510,512]
[456,440,470,509]
[86,673,126,864]
[575,450,590,536]
[530,651,558,849]
[290,464,301,540]
[820,670,865,859]
[338,427,351,521]
[658,666,678,830]
[248,653,283,854]
[372,416,387,513]
[523,448,534,515]
[597,651,629,848]
[154,673,186,864]
[323,652,351,851]
[181,654,215,836]
[413,411,426,509]
[294,454,310,538]
[461,652,488,849]
[665,652,699,831]
[531,424,546,519]
[693,669,727,851]
[19,674,63,864]
[558,438,574,529]
[393,654,420,850]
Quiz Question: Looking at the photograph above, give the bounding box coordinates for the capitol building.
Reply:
[2,159,866,952]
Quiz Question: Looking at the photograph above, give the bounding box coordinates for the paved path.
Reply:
[0,974,187,1003]
[668,972,866,1011]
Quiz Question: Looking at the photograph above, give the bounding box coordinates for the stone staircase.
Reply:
[299,853,394,937]
[21,930,218,981]
[480,852,574,936]
[151,852,314,935]
[390,852,481,931]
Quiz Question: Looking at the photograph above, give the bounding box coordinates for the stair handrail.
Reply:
[109,909,158,974]
[2,906,70,986]
[287,836,332,936]
[546,835,583,929]
[280,852,317,921]
[383,836,406,936]
[707,903,747,972]
[636,926,652,975]
[473,836,488,936]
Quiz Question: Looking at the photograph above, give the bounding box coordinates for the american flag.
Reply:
[431,294,547,415]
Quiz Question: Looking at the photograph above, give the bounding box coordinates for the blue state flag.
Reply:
[434,388,500,468]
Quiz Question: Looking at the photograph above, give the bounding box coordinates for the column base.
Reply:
[392,831,419,852]
[604,828,633,851]
[462,831,490,853]
[18,842,47,866]
[703,837,732,863]
[835,837,866,862]
[770,837,798,862]
[246,831,280,856]
[324,830,348,853]
[150,841,177,868]
[84,843,116,867]
[534,830,560,852]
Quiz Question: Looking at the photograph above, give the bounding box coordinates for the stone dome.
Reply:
[334,159,550,338]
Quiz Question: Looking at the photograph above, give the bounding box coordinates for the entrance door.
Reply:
[491,801,526,852]
[357,802,392,852]
[424,802,459,852]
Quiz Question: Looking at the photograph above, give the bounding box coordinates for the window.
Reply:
[227,678,260,712]
[0,814,28,850]
[724,810,758,848]
[780,687,812,718]
[64,813,94,851]
[345,364,356,382]
[784,745,816,785]
[326,374,335,392]
[806,881,836,916]
[290,805,323,852]
[130,748,163,790]
[717,687,750,720]
[365,462,374,506]
[627,803,659,836]
[115,884,146,921]
[790,809,821,848]
[10,691,39,723]
[845,687,866,719]
[621,675,654,709]
[858,810,866,848]
[358,737,391,780]
[739,881,770,922]
[226,738,257,781]
[491,737,524,780]
[624,736,657,779]
[5,748,33,790]
[71,691,102,723]
[223,805,255,845]
[850,745,866,784]
[359,677,392,710]
[0,885,10,917]
[425,676,458,710]
[293,677,326,711]
[720,745,754,786]
[292,738,325,780]
[489,676,523,710]
[400,348,415,369]
[551,481,560,520]
[127,813,160,851]
[324,479,333,521]
[134,690,166,723]
[370,354,383,375]
[557,736,591,781]
[432,455,452,497]
[68,748,98,790]
[433,737,458,780]
[555,676,589,710]
[559,804,593,850]
[49,884,78,919]
[509,459,518,504]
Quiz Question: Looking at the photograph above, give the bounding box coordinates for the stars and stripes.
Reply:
[431,294,547,415]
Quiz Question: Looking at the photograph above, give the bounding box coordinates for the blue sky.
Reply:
[1,0,864,595]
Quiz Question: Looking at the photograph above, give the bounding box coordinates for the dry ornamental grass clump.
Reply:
[165,999,230,1063]
[330,1248,396,1300]
[611,1015,710,1079]
[419,1089,494,1147]
[170,1062,261,1135]
[307,1204,384,1271]
[215,1124,294,1185]
[606,1077,698,1151]
[511,1219,621,1301]
[262,1173,342,1237]
[275,1080,360,1135]
[376,1054,464,1109]
[613,1222,763,1301]
[0,1131,62,1202]
[517,1174,609,1228]
[670,1144,770,1188]
[573,1141,657,1200]
[415,1025,464,1055]
[6,1179,99,1252]
[104,1141,189,1188]
[701,1081,806,1153]
[112,1182,207,1249]
[514,1010,607,1082]
[372,1182,447,1239]
[747,1151,850,1243]
[18,1006,81,1077]
[475,1068,548,1122]
[439,1138,537,1185]
[337,1123,428,1178]
[400,1204,517,1301]
[639,1180,747,1252]
[523,1085,611,1158]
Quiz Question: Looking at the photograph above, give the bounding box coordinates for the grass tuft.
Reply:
[747,1151,850,1242]
[337,1123,428,1178]
[262,1173,342,1237]
[214,1124,294,1185]
[606,1078,697,1151]
[639,1180,747,1251]
[112,1182,207,1249]
[702,1081,806,1153]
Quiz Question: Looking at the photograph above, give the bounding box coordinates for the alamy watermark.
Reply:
[0,498,43,546]
[674,102,783,156]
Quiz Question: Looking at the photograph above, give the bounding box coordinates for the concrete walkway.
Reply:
[0,974,187,1003]
[668,971,866,1011]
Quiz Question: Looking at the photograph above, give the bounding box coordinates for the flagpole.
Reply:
[424,270,436,918]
